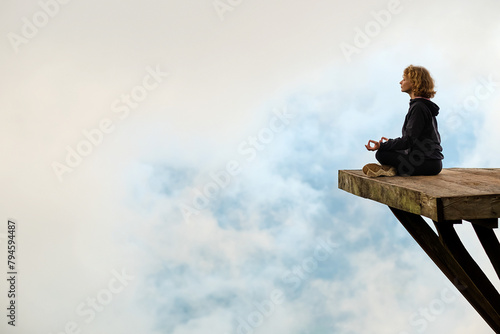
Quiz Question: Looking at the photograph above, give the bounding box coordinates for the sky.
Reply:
[1,0,500,333]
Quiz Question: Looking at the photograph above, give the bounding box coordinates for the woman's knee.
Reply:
[376,150,394,166]
[375,150,385,164]
[413,159,443,176]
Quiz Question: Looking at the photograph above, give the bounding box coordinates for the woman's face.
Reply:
[400,74,413,94]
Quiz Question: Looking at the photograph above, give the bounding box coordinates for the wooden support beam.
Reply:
[467,218,499,229]
[433,220,500,311]
[471,222,500,280]
[390,207,500,333]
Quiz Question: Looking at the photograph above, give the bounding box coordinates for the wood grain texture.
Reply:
[338,168,500,221]
[339,168,500,332]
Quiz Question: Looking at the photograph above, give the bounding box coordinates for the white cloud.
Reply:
[1,1,499,333]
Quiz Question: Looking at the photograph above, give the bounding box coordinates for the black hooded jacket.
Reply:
[379,98,444,160]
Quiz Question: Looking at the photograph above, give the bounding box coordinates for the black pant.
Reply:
[376,150,442,176]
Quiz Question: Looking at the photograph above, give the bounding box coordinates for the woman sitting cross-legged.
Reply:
[364,65,444,177]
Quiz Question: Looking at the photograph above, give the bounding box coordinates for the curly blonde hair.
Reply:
[404,65,436,98]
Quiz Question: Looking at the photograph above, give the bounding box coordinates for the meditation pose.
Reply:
[364,65,444,177]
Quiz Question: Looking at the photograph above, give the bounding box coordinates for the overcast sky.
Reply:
[1,0,500,333]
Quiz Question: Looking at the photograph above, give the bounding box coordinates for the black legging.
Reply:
[376,150,442,176]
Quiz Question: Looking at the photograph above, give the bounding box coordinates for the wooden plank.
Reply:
[438,169,500,194]
[339,169,500,198]
[449,168,500,179]
[338,169,500,221]
[338,170,438,219]
[338,169,431,217]
[389,208,500,333]
[440,195,500,221]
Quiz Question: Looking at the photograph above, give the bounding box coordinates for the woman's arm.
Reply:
[379,106,428,151]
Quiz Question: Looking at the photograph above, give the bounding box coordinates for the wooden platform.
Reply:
[338,168,500,333]
[339,168,500,222]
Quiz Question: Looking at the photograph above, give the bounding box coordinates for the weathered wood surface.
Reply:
[338,168,500,222]
[338,168,500,333]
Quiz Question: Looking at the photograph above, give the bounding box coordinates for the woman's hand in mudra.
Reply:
[365,137,388,151]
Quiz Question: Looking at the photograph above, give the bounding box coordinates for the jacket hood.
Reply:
[410,98,440,116]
